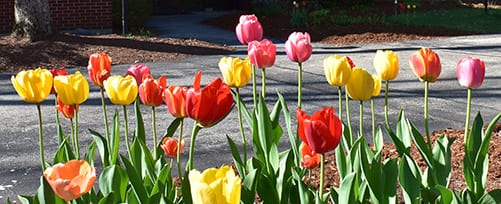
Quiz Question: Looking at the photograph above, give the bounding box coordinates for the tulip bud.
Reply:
[248,39,276,69]
[324,55,353,87]
[235,14,263,45]
[373,50,399,81]
[456,56,485,89]
[409,47,441,83]
[285,32,313,63]
[346,67,374,101]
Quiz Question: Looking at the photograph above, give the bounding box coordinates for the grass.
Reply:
[384,8,501,33]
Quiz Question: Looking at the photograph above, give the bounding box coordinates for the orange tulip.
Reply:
[43,160,96,202]
[163,85,188,118]
[300,143,320,168]
[161,137,185,158]
[56,96,78,119]
[139,74,166,107]
[87,53,111,87]
[409,47,441,83]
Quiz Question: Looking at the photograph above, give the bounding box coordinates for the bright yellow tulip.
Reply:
[104,75,138,105]
[346,67,374,101]
[372,74,382,97]
[324,55,352,87]
[11,68,52,103]
[218,57,252,88]
[373,50,399,81]
[189,165,241,204]
[54,71,89,105]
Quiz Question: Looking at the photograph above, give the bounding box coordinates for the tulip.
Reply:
[189,165,241,204]
[11,68,53,103]
[126,64,151,85]
[139,74,166,107]
[235,14,263,45]
[324,55,353,87]
[104,75,138,106]
[456,56,485,89]
[56,96,78,119]
[373,50,399,81]
[247,39,276,69]
[54,71,90,105]
[87,53,111,87]
[285,32,313,63]
[49,67,68,94]
[372,74,382,97]
[218,57,252,88]
[300,143,320,168]
[409,47,441,83]
[163,86,188,118]
[161,137,185,158]
[43,160,96,202]
[346,67,375,101]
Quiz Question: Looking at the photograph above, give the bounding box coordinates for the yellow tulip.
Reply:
[189,165,242,204]
[104,75,138,105]
[54,71,89,105]
[11,68,52,103]
[218,57,252,88]
[372,74,382,97]
[346,67,374,101]
[373,50,399,81]
[324,55,352,87]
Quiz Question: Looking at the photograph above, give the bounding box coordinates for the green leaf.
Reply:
[373,127,384,156]
[399,154,422,204]
[478,189,501,204]
[99,165,128,203]
[386,110,410,156]
[181,170,192,204]
[338,172,357,204]
[256,173,280,203]
[231,88,252,127]
[335,143,350,180]
[270,99,284,145]
[278,92,300,166]
[408,120,433,168]
[150,164,174,200]
[431,135,454,187]
[89,128,110,167]
[257,95,273,152]
[162,117,182,138]
[434,185,460,204]
[110,111,121,165]
[241,169,259,204]
[52,136,75,164]
[226,135,245,179]
[269,144,280,173]
[134,97,146,142]
[37,176,66,204]
[292,168,313,204]
[382,158,398,203]
[84,141,97,166]
[329,187,339,204]
[121,155,149,203]
[98,193,115,204]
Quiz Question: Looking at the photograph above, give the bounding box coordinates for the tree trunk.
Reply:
[11,0,52,41]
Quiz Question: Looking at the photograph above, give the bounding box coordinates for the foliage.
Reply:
[112,0,153,34]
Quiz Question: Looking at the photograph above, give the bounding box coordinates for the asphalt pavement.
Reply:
[1,11,501,202]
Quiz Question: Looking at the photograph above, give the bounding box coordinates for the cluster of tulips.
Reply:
[9,13,501,204]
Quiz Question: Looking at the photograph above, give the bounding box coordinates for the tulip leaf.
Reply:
[37,176,66,204]
[231,89,252,127]
[277,92,300,166]
[130,137,144,177]
[408,120,433,169]
[52,136,75,164]
[269,144,280,173]
[134,98,146,142]
[84,141,97,166]
[120,155,149,203]
[431,135,454,187]
[338,172,357,204]
[251,111,265,163]
[335,143,350,180]
[399,154,422,204]
[151,164,174,200]
[162,118,182,138]
[373,127,384,156]
[137,136,158,182]
[385,110,410,156]
[292,168,313,204]
[226,135,245,178]
[181,170,192,204]
[241,169,259,204]
[434,185,460,204]
[98,193,115,204]
[99,165,128,203]
[256,173,280,203]
[478,189,501,204]
[89,128,110,168]
[110,111,121,165]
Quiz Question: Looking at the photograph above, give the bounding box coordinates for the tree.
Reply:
[11,0,52,41]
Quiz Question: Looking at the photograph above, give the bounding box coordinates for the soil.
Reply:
[2,0,500,199]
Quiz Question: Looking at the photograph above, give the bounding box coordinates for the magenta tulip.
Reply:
[248,39,276,69]
[235,14,263,45]
[285,32,312,63]
[125,64,151,85]
[456,56,485,89]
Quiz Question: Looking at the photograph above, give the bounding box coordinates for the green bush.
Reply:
[112,0,153,34]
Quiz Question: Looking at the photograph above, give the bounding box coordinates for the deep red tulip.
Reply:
[186,72,233,127]
[285,32,312,63]
[56,96,78,119]
[300,143,320,168]
[409,47,441,83]
[346,56,356,68]
[235,14,263,45]
[161,137,185,158]
[456,56,485,89]
[126,64,151,85]
[296,107,342,154]
[49,67,68,94]
[163,85,188,118]
[87,53,111,87]
[248,39,276,69]
[139,74,166,107]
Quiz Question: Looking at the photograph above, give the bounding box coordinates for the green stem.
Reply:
[54,96,63,144]
[424,81,432,150]
[297,62,303,109]
[252,65,257,108]
[177,119,184,181]
[100,88,110,145]
[123,105,131,159]
[371,98,375,138]
[236,88,247,164]
[359,101,364,138]
[384,80,390,129]
[74,106,80,159]
[345,91,353,147]
[152,106,158,158]
[261,68,266,99]
[70,118,75,155]
[187,123,201,171]
[338,87,343,120]
[464,88,472,144]
[319,154,325,195]
[37,104,46,171]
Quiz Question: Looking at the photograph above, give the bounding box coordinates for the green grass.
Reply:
[384,8,501,33]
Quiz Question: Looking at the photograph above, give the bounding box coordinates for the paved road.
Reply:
[1,11,501,202]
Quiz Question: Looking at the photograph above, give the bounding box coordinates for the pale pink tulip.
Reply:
[456,56,485,89]
[285,32,312,63]
[235,14,263,45]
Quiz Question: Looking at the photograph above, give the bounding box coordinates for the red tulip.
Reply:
[139,74,166,107]
[163,85,188,118]
[161,137,185,158]
[248,39,276,69]
[186,72,233,127]
[346,56,356,68]
[235,14,263,45]
[285,32,312,63]
[456,56,485,89]
[409,47,441,82]
[296,107,342,154]
[56,96,78,119]
[49,67,68,94]
[126,64,151,85]
[87,53,112,87]
[300,143,320,168]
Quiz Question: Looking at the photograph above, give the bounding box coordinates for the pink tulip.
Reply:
[285,32,312,63]
[235,14,263,45]
[456,56,485,89]
[248,39,276,69]
[125,64,151,85]
[409,47,441,82]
